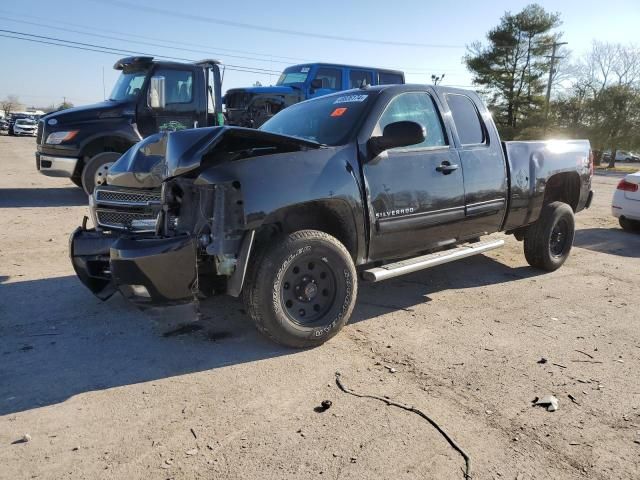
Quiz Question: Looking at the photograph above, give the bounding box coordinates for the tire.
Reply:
[619,217,640,232]
[70,176,83,189]
[524,201,575,271]
[243,230,357,348]
[81,152,122,195]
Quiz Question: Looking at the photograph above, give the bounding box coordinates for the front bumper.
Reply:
[14,128,36,136]
[70,227,198,305]
[36,151,79,177]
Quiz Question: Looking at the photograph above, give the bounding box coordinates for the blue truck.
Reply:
[224,63,405,127]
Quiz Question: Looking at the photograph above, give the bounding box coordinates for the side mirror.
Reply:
[368,121,426,157]
[148,76,166,109]
[310,78,323,90]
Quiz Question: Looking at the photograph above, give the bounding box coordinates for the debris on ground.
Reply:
[533,395,559,412]
[335,372,471,479]
[314,400,333,413]
[383,365,397,373]
[11,434,31,444]
[537,357,548,364]
[185,448,198,455]
[568,394,580,405]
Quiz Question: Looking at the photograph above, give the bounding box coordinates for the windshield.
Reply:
[110,71,147,101]
[276,66,311,86]
[260,92,374,145]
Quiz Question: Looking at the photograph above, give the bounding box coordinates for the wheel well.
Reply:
[77,136,133,175]
[543,172,581,212]
[256,201,358,260]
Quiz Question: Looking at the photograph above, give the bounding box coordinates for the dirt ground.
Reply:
[1,133,639,480]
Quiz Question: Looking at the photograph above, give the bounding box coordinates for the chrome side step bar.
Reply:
[362,239,505,282]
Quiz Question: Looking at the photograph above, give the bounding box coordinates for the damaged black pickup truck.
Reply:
[70,84,593,347]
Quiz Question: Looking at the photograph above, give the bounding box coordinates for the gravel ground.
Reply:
[1,133,639,480]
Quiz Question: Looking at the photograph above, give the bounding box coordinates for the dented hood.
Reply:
[107,126,321,189]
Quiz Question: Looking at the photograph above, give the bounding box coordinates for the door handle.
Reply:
[436,163,459,174]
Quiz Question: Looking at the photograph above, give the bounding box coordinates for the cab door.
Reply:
[363,91,465,261]
[442,92,508,239]
[137,66,203,136]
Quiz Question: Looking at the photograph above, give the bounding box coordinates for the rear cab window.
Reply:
[445,94,486,146]
[349,70,373,88]
[377,72,404,85]
[314,67,342,89]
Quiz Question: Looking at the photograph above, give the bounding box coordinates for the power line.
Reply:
[0,31,282,77]
[0,15,298,66]
[0,10,471,78]
[89,0,466,49]
[0,9,309,63]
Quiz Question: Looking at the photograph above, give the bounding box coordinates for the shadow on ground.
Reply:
[352,253,542,321]
[0,252,541,416]
[0,188,87,208]
[574,227,640,258]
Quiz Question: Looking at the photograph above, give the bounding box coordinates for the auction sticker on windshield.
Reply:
[333,94,368,104]
[330,107,348,117]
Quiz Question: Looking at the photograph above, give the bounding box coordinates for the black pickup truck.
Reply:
[70,84,593,347]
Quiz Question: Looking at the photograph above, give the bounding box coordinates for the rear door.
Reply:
[442,92,508,239]
[362,90,465,260]
[308,66,343,98]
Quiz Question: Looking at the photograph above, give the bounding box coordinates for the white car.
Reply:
[612,171,640,231]
[13,118,37,136]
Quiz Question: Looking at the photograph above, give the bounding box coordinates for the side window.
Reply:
[445,94,486,145]
[376,92,447,149]
[349,70,373,88]
[314,68,342,90]
[377,72,403,85]
[154,68,194,105]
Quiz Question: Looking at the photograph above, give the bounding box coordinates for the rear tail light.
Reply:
[588,150,594,176]
[617,179,639,192]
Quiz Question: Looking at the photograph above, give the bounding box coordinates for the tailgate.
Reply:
[624,172,640,201]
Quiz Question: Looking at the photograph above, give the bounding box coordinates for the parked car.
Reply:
[602,150,640,163]
[36,56,224,194]
[69,84,593,347]
[612,171,640,231]
[0,118,8,132]
[8,113,34,135]
[224,63,405,128]
[13,117,37,136]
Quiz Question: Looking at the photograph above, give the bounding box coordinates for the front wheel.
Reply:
[524,201,575,271]
[81,152,122,195]
[243,230,357,348]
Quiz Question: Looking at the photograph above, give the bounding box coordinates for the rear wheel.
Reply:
[619,217,640,232]
[524,201,575,271]
[81,152,121,195]
[243,230,357,348]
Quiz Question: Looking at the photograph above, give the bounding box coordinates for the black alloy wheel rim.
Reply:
[549,218,569,257]
[280,256,337,327]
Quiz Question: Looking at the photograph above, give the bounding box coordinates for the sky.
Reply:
[0,0,639,109]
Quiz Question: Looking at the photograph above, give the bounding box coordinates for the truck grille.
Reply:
[93,186,162,232]
[95,188,161,205]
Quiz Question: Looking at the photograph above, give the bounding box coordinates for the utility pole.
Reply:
[544,41,568,121]
[431,73,445,85]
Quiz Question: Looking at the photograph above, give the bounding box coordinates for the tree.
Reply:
[465,4,562,139]
[551,42,640,165]
[1,94,21,117]
[57,100,74,111]
[253,80,262,87]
